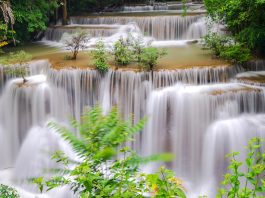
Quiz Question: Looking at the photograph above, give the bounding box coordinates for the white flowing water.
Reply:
[142,83,265,196]
[0,59,265,197]
[68,15,206,40]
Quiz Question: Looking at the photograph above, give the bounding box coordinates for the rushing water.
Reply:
[1,8,265,198]
[56,15,207,41]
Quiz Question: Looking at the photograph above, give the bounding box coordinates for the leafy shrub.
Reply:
[220,44,251,64]
[203,33,251,64]
[0,184,19,198]
[62,30,89,60]
[0,50,32,83]
[113,37,134,66]
[138,47,167,71]
[33,107,186,198]
[91,41,109,73]
[204,0,265,56]
[217,137,265,198]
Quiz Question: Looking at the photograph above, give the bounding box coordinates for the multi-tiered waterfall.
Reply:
[0,5,265,198]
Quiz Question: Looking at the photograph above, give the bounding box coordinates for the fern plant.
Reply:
[33,106,186,197]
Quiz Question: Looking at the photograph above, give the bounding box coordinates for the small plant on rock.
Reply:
[91,40,109,73]
[0,50,32,83]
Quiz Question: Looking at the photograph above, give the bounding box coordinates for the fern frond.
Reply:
[48,122,87,158]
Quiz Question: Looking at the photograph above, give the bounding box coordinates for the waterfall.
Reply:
[123,4,168,12]
[0,60,264,197]
[0,60,50,93]
[70,15,206,40]
[142,83,265,196]
[200,115,265,197]
[0,75,50,169]
[43,25,119,42]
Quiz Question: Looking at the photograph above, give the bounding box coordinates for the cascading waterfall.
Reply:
[43,25,119,42]
[0,75,50,169]
[0,60,50,92]
[143,83,265,196]
[200,115,265,197]
[123,4,168,12]
[0,63,238,168]
[0,61,265,197]
[69,15,206,40]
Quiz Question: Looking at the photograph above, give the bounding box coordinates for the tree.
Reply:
[62,30,89,60]
[0,0,15,50]
[61,0,68,25]
[33,107,186,198]
[0,50,32,83]
[204,0,265,56]
[10,0,58,42]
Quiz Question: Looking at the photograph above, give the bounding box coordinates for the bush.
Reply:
[91,41,109,73]
[217,138,265,198]
[203,33,251,64]
[138,47,167,71]
[0,184,19,198]
[33,107,186,198]
[204,0,265,56]
[220,44,251,64]
[113,37,134,66]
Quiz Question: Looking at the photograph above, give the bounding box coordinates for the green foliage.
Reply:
[138,47,167,71]
[203,33,251,64]
[217,137,265,198]
[10,0,58,42]
[111,36,166,70]
[0,50,32,82]
[0,184,19,198]
[145,166,186,197]
[113,37,134,66]
[91,41,109,73]
[219,44,251,64]
[33,106,186,198]
[0,22,15,45]
[204,0,265,56]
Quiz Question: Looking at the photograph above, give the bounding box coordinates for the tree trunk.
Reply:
[62,0,68,25]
